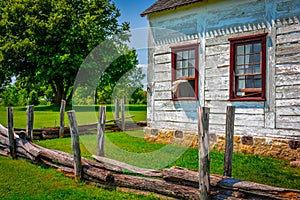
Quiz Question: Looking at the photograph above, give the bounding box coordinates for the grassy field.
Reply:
[0,105,146,128]
[0,156,160,200]
[35,131,300,190]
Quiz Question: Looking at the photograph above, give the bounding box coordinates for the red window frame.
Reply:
[229,33,267,101]
[171,44,199,100]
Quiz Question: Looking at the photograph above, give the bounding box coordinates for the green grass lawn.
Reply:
[0,105,146,128]
[0,156,160,200]
[35,131,300,190]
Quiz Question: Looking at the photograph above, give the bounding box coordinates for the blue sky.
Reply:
[113,0,156,68]
[113,0,156,29]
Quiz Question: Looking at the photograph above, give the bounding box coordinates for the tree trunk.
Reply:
[52,79,73,105]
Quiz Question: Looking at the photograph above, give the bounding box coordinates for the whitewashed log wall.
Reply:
[146,0,300,138]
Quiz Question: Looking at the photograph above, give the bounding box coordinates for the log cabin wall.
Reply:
[145,0,300,160]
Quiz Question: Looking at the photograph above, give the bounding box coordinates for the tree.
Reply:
[0,0,133,105]
[28,90,40,106]
[0,84,28,106]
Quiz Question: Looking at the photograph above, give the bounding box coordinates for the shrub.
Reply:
[28,90,40,106]
[0,85,28,106]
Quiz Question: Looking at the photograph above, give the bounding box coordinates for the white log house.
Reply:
[141,0,300,160]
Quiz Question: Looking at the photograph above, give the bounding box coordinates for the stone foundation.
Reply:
[144,127,300,161]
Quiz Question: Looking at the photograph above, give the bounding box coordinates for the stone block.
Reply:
[241,136,254,145]
[156,129,174,144]
[254,137,266,146]
[144,133,157,142]
[174,130,183,138]
[290,160,300,168]
[288,140,300,150]
[234,136,241,144]
[151,128,158,136]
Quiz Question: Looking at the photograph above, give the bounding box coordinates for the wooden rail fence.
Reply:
[12,99,146,140]
[0,105,299,199]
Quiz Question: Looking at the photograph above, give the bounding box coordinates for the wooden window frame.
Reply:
[229,33,267,101]
[171,44,199,101]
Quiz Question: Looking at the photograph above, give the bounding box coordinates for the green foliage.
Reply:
[28,90,40,105]
[72,86,95,105]
[96,85,114,104]
[130,88,147,104]
[0,85,28,106]
[0,0,134,105]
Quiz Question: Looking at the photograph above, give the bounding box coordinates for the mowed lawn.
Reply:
[0,156,160,200]
[0,105,146,128]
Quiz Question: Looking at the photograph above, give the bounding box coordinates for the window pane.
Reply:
[177,61,182,69]
[246,76,253,88]
[254,53,260,63]
[254,64,261,73]
[183,60,188,68]
[237,56,244,65]
[236,66,244,74]
[176,70,182,78]
[189,67,195,76]
[189,59,195,67]
[253,43,261,53]
[245,55,251,64]
[177,52,182,60]
[183,69,188,76]
[254,75,262,88]
[245,44,252,54]
[183,51,188,59]
[245,65,252,74]
[189,50,195,59]
[237,76,245,90]
[237,45,244,55]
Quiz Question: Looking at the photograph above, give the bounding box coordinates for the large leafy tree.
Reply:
[0,0,136,105]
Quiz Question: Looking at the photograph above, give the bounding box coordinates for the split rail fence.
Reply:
[0,104,299,199]
[14,99,146,140]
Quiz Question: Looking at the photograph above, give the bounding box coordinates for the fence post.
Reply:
[198,107,210,200]
[59,100,66,138]
[115,98,119,124]
[121,97,125,131]
[67,110,82,182]
[97,106,106,156]
[7,107,17,159]
[223,106,235,177]
[26,105,34,141]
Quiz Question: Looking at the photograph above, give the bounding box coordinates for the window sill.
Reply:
[229,97,266,101]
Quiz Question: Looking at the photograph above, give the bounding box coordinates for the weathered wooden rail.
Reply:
[13,117,146,140]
